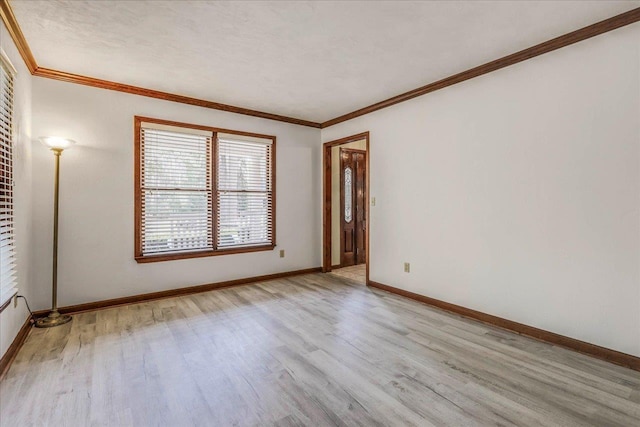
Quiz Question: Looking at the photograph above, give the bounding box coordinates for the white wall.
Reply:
[0,22,33,359]
[31,79,321,309]
[331,139,366,266]
[322,24,640,357]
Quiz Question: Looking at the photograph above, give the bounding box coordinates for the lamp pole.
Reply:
[35,145,72,328]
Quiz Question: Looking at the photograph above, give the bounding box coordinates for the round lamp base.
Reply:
[35,311,72,328]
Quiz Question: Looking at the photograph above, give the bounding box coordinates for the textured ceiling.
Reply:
[10,0,640,122]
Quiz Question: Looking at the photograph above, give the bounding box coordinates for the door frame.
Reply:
[322,131,370,285]
[339,148,367,267]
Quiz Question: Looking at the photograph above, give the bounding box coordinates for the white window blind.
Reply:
[217,135,273,249]
[136,120,275,260]
[0,50,16,306]
[140,123,213,256]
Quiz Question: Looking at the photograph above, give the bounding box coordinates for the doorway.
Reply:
[323,132,370,285]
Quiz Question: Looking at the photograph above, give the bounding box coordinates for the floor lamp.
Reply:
[36,136,76,328]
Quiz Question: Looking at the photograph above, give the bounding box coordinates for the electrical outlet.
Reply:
[279,249,285,258]
[404,262,410,273]
[371,197,376,206]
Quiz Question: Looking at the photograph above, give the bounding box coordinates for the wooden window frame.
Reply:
[134,116,276,263]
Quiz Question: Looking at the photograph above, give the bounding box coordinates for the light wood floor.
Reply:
[1,273,639,426]
[330,264,366,284]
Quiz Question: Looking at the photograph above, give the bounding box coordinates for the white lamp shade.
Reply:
[39,136,76,150]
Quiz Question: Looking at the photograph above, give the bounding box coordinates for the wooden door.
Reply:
[340,149,366,266]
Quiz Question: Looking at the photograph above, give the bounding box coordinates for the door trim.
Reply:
[322,132,370,284]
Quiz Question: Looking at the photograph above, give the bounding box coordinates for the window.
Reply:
[135,117,275,262]
[0,49,16,307]
[344,166,352,223]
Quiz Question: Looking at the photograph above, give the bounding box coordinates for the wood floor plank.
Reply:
[1,272,639,426]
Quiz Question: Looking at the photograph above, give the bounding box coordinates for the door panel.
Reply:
[354,152,366,265]
[340,149,366,267]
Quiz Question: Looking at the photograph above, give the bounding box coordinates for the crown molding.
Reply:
[32,67,321,127]
[0,0,321,128]
[321,7,640,128]
[1,0,638,130]
[0,0,36,73]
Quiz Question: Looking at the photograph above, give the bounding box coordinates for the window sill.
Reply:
[0,288,18,314]
[135,244,276,263]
